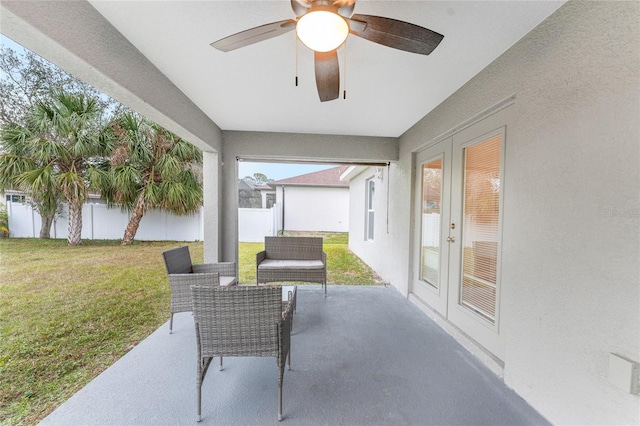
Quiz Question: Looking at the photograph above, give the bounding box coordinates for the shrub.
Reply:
[0,204,9,238]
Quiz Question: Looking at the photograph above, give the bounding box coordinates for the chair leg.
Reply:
[278,384,283,421]
[278,362,286,421]
[196,382,202,422]
[219,357,223,371]
[169,313,174,334]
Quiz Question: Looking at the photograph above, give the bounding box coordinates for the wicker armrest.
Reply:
[322,252,327,265]
[193,262,236,277]
[168,272,220,288]
[167,272,220,319]
[279,306,292,365]
[256,250,267,265]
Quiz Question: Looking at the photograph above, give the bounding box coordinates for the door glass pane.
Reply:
[420,158,442,288]
[460,135,501,323]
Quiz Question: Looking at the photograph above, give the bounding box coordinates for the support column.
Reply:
[221,152,238,263]
[202,151,219,263]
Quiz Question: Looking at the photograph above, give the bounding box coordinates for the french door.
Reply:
[412,106,511,359]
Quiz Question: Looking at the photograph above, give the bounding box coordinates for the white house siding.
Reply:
[346,167,394,284]
[386,3,638,425]
[277,186,349,233]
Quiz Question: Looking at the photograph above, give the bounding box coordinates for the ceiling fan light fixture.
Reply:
[296,10,349,52]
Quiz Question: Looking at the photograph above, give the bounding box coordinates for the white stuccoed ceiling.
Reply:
[88,1,564,138]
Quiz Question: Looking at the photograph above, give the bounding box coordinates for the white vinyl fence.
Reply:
[238,207,276,242]
[6,201,203,241]
[6,201,278,243]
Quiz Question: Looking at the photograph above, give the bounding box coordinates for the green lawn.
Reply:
[0,235,380,425]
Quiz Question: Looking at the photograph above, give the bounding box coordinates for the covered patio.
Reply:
[41,286,547,425]
[2,1,638,424]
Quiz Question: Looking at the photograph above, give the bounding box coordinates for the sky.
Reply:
[2,34,337,182]
[238,161,336,181]
[1,34,22,55]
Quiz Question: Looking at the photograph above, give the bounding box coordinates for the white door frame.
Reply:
[410,103,514,360]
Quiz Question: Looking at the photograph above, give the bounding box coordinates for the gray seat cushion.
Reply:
[258,259,325,270]
[219,276,237,287]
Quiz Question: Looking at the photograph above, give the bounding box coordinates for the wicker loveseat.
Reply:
[256,237,327,295]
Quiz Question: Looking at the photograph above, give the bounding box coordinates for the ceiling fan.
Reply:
[211,0,444,102]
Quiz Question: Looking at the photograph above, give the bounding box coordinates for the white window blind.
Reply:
[460,134,501,323]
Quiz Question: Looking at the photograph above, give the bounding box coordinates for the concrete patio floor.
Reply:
[40,285,549,425]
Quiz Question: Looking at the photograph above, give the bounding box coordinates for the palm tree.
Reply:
[1,91,112,245]
[104,113,202,245]
[0,124,60,238]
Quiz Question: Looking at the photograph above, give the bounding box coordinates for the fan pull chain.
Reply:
[343,40,347,100]
[295,36,299,87]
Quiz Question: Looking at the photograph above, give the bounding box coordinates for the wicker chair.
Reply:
[162,245,237,333]
[191,285,292,422]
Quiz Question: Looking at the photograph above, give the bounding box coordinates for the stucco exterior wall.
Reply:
[388,2,639,424]
[277,186,349,233]
[346,167,396,285]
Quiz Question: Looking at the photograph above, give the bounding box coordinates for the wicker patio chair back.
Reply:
[191,285,292,422]
[162,245,193,274]
[264,236,323,260]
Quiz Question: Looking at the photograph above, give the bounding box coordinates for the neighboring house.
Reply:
[257,185,276,209]
[238,179,275,209]
[1,190,26,206]
[270,165,350,233]
[4,2,639,424]
[237,178,261,208]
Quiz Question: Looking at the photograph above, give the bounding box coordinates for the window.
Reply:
[366,178,375,240]
[6,194,26,203]
[420,157,443,288]
[459,134,502,324]
[266,193,276,209]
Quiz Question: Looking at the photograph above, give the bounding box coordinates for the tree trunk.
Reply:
[121,194,145,246]
[39,213,54,239]
[67,201,83,246]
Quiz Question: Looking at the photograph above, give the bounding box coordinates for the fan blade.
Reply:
[345,17,367,33]
[338,3,355,18]
[314,50,340,102]
[211,19,296,52]
[350,14,444,55]
[290,0,308,17]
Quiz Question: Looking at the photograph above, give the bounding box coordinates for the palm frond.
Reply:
[0,154,37,189]
[171,138,202,162]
